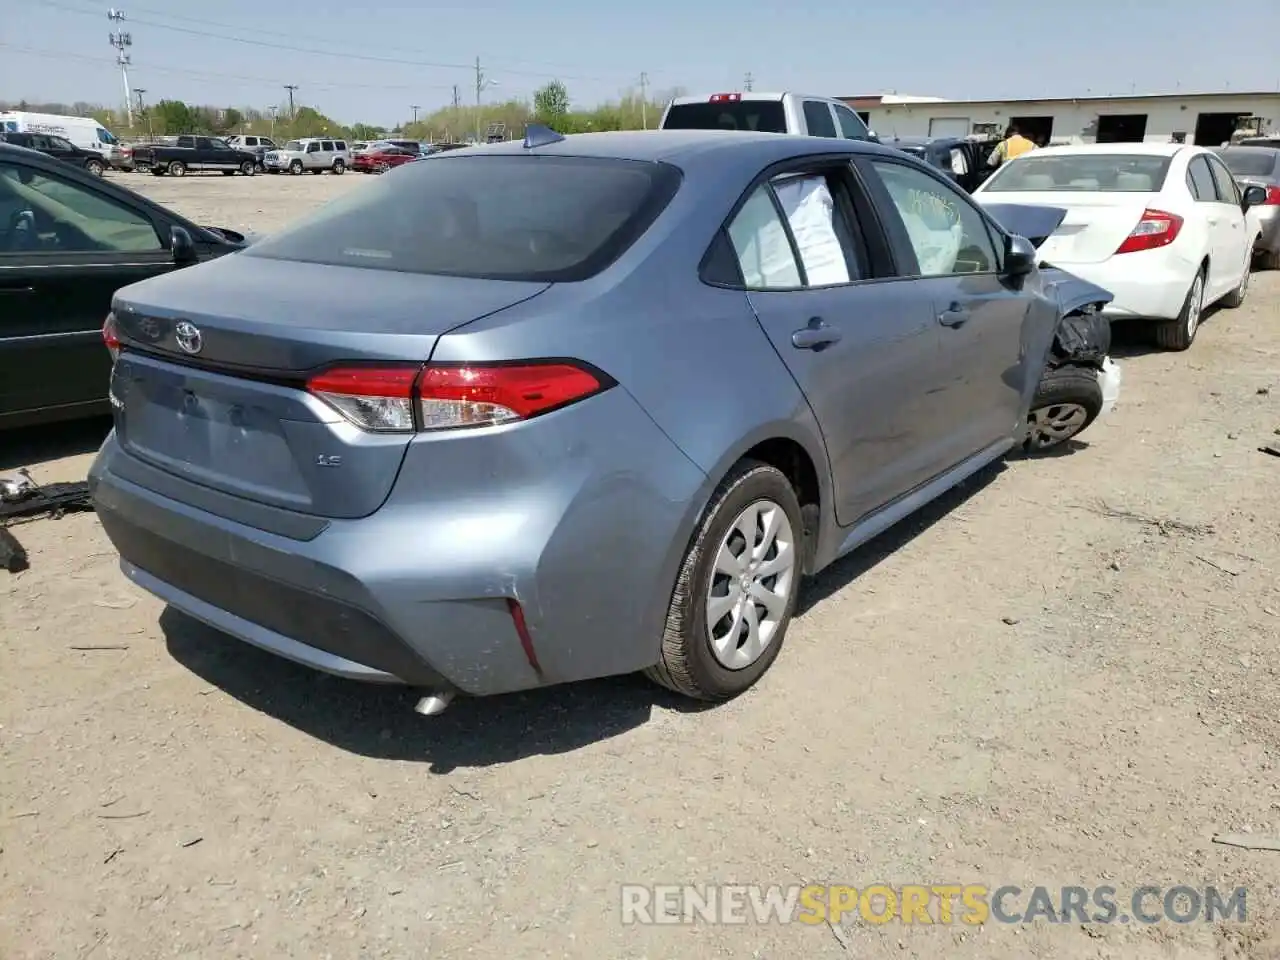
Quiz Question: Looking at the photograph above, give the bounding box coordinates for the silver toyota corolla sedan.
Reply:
[89,128,1110,710]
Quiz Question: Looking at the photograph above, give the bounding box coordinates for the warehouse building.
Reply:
[841,92,1280,147]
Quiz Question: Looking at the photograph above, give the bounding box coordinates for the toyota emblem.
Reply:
[174,320,203,355]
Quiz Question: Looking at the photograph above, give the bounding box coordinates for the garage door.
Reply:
[928,117,971,138]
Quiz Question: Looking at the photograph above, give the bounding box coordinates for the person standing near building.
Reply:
[987,123,1037,167]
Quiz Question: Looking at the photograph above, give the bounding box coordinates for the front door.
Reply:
[856,155,1038,469]
[0,159,175,423]
[723,162,946,525]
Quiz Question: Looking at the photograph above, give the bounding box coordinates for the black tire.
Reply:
[645,460,803,701]
[332,159,345,175]
[289,160,303,175]
[1024,366,1103,452]
[150,168,164,177]
[1155,264,1206,351]
[222,169,235,176]
[167,160,187,178]
[84,159,105,177]
[240,160,256,176]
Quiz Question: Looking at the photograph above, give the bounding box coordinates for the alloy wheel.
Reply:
[1026,402,1088,449]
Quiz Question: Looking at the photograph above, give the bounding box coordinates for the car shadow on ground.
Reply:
[163,461,1011,768]
[0,417,112,473]
[1106,308,1231,359]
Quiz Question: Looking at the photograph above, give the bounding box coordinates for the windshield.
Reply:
[983,153,1172,192]
[243,154,681,281]
[662,101,787,133]
[284,141,303,151]
[1218,149,1278,178]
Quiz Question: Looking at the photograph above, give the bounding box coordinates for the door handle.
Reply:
[938,305,969,327]
[791,317,842,351]
[1208,218,1220,226]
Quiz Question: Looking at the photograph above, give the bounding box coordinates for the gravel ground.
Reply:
[3,172,1280,960]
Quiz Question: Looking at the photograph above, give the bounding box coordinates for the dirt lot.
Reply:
[4,172,1280,960]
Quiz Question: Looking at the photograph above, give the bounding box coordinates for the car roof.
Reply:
[449,128,893,170]
[1019,142,1190,158]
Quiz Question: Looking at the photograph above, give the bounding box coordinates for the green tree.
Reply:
[533,80,570,129]
[152,100,198,135]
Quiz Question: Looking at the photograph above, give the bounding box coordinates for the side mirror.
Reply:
[1242,184,1268,212]
[170,225,198,266]
[1003,234,1037,277]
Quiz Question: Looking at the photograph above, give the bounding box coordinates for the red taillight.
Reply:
[102,312,121,361]
[305,361,609,433]
[306,365,420,432]
[1115,209,1184,255]
[709,93,742,103]
[1264,185,1280,205]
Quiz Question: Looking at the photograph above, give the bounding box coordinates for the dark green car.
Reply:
[0,142,246,429]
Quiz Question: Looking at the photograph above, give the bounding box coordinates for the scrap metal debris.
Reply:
[1260,442,1280,458]
[1212,834,1280,852]
[0,468,95,573]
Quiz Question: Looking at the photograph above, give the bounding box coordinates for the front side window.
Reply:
[244,155,679,281]
[306,142,321,153]
[0,163,162,253]
[97,128,117,144]
[869,159,999,276]
[833,104,871,140]
[802,101,837,138]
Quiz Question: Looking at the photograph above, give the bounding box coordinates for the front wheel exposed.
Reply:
[240,160,256,176]
[289,160,303,175]
[645,461,802,701]
[167,160,187,177]
[1024,366,1103,452]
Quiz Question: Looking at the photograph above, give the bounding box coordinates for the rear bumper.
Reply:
[89,387,709,696]
[1254,209,1280,253]
[1046,250,1197,321]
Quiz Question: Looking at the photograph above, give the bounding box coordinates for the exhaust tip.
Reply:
[414,691,455,716]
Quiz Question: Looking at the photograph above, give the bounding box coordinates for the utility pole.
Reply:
[473,57,498,143]
[639,71,649,129]
[108,9,133,127]
[268,104,277,138]
[410,104,420,125]
[283,84,298,120]
[744,72,754,92]
[452,85,460,109]
[133,87,149,136]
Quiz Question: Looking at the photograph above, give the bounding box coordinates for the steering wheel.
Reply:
[4,209,37,252]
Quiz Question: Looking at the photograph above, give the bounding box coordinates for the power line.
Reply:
[34,0,633,83]
[0,43,460,93]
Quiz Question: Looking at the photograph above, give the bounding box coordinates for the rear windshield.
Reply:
[662,101,787,133]
[983,154,1172,192]
[1218,149,1278,177]
[243,154,681,281]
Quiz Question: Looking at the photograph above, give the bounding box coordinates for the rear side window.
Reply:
[802,101,837,138]
[661,101,787,133]
[244,155,681,282]
[321,141,335,151]
[335,141,347,150]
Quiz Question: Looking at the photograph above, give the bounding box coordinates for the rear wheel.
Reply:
[167,160,187,177]
[84,158,105,177]
[645,461,802,701]
[1155,265,1205,351]
[1024,366,1103,452]
[332,159,345,175]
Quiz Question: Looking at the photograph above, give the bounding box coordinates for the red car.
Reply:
[353,145,420,173]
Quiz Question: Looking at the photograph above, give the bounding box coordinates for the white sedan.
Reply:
[973,143,1265,350]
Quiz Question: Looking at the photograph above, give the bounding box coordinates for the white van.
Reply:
[0,112,124,166]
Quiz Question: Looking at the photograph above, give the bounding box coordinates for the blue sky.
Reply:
[2,0,1277,128]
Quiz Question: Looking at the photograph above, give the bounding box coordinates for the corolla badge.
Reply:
[174,320,203,355]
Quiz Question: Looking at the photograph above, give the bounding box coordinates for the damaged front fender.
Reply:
[1039,266,1115,318]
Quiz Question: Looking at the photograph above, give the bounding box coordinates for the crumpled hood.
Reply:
[1039,266,1114,317]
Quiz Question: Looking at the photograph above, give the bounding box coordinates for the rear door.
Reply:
[0,157,176,423]
[722,158,946,524]
[1204,152,1250,298]
[857,154,1034,469]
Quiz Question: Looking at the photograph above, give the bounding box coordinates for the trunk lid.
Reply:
[977,193,1150,265]
[109,253,550,519]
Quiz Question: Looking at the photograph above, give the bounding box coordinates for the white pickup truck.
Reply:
[659,92,877,142]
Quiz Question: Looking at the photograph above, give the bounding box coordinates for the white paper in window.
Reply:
[772,176,850,285]
[728,187,801,288]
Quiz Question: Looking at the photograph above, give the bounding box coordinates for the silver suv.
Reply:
[263,137,351,175]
